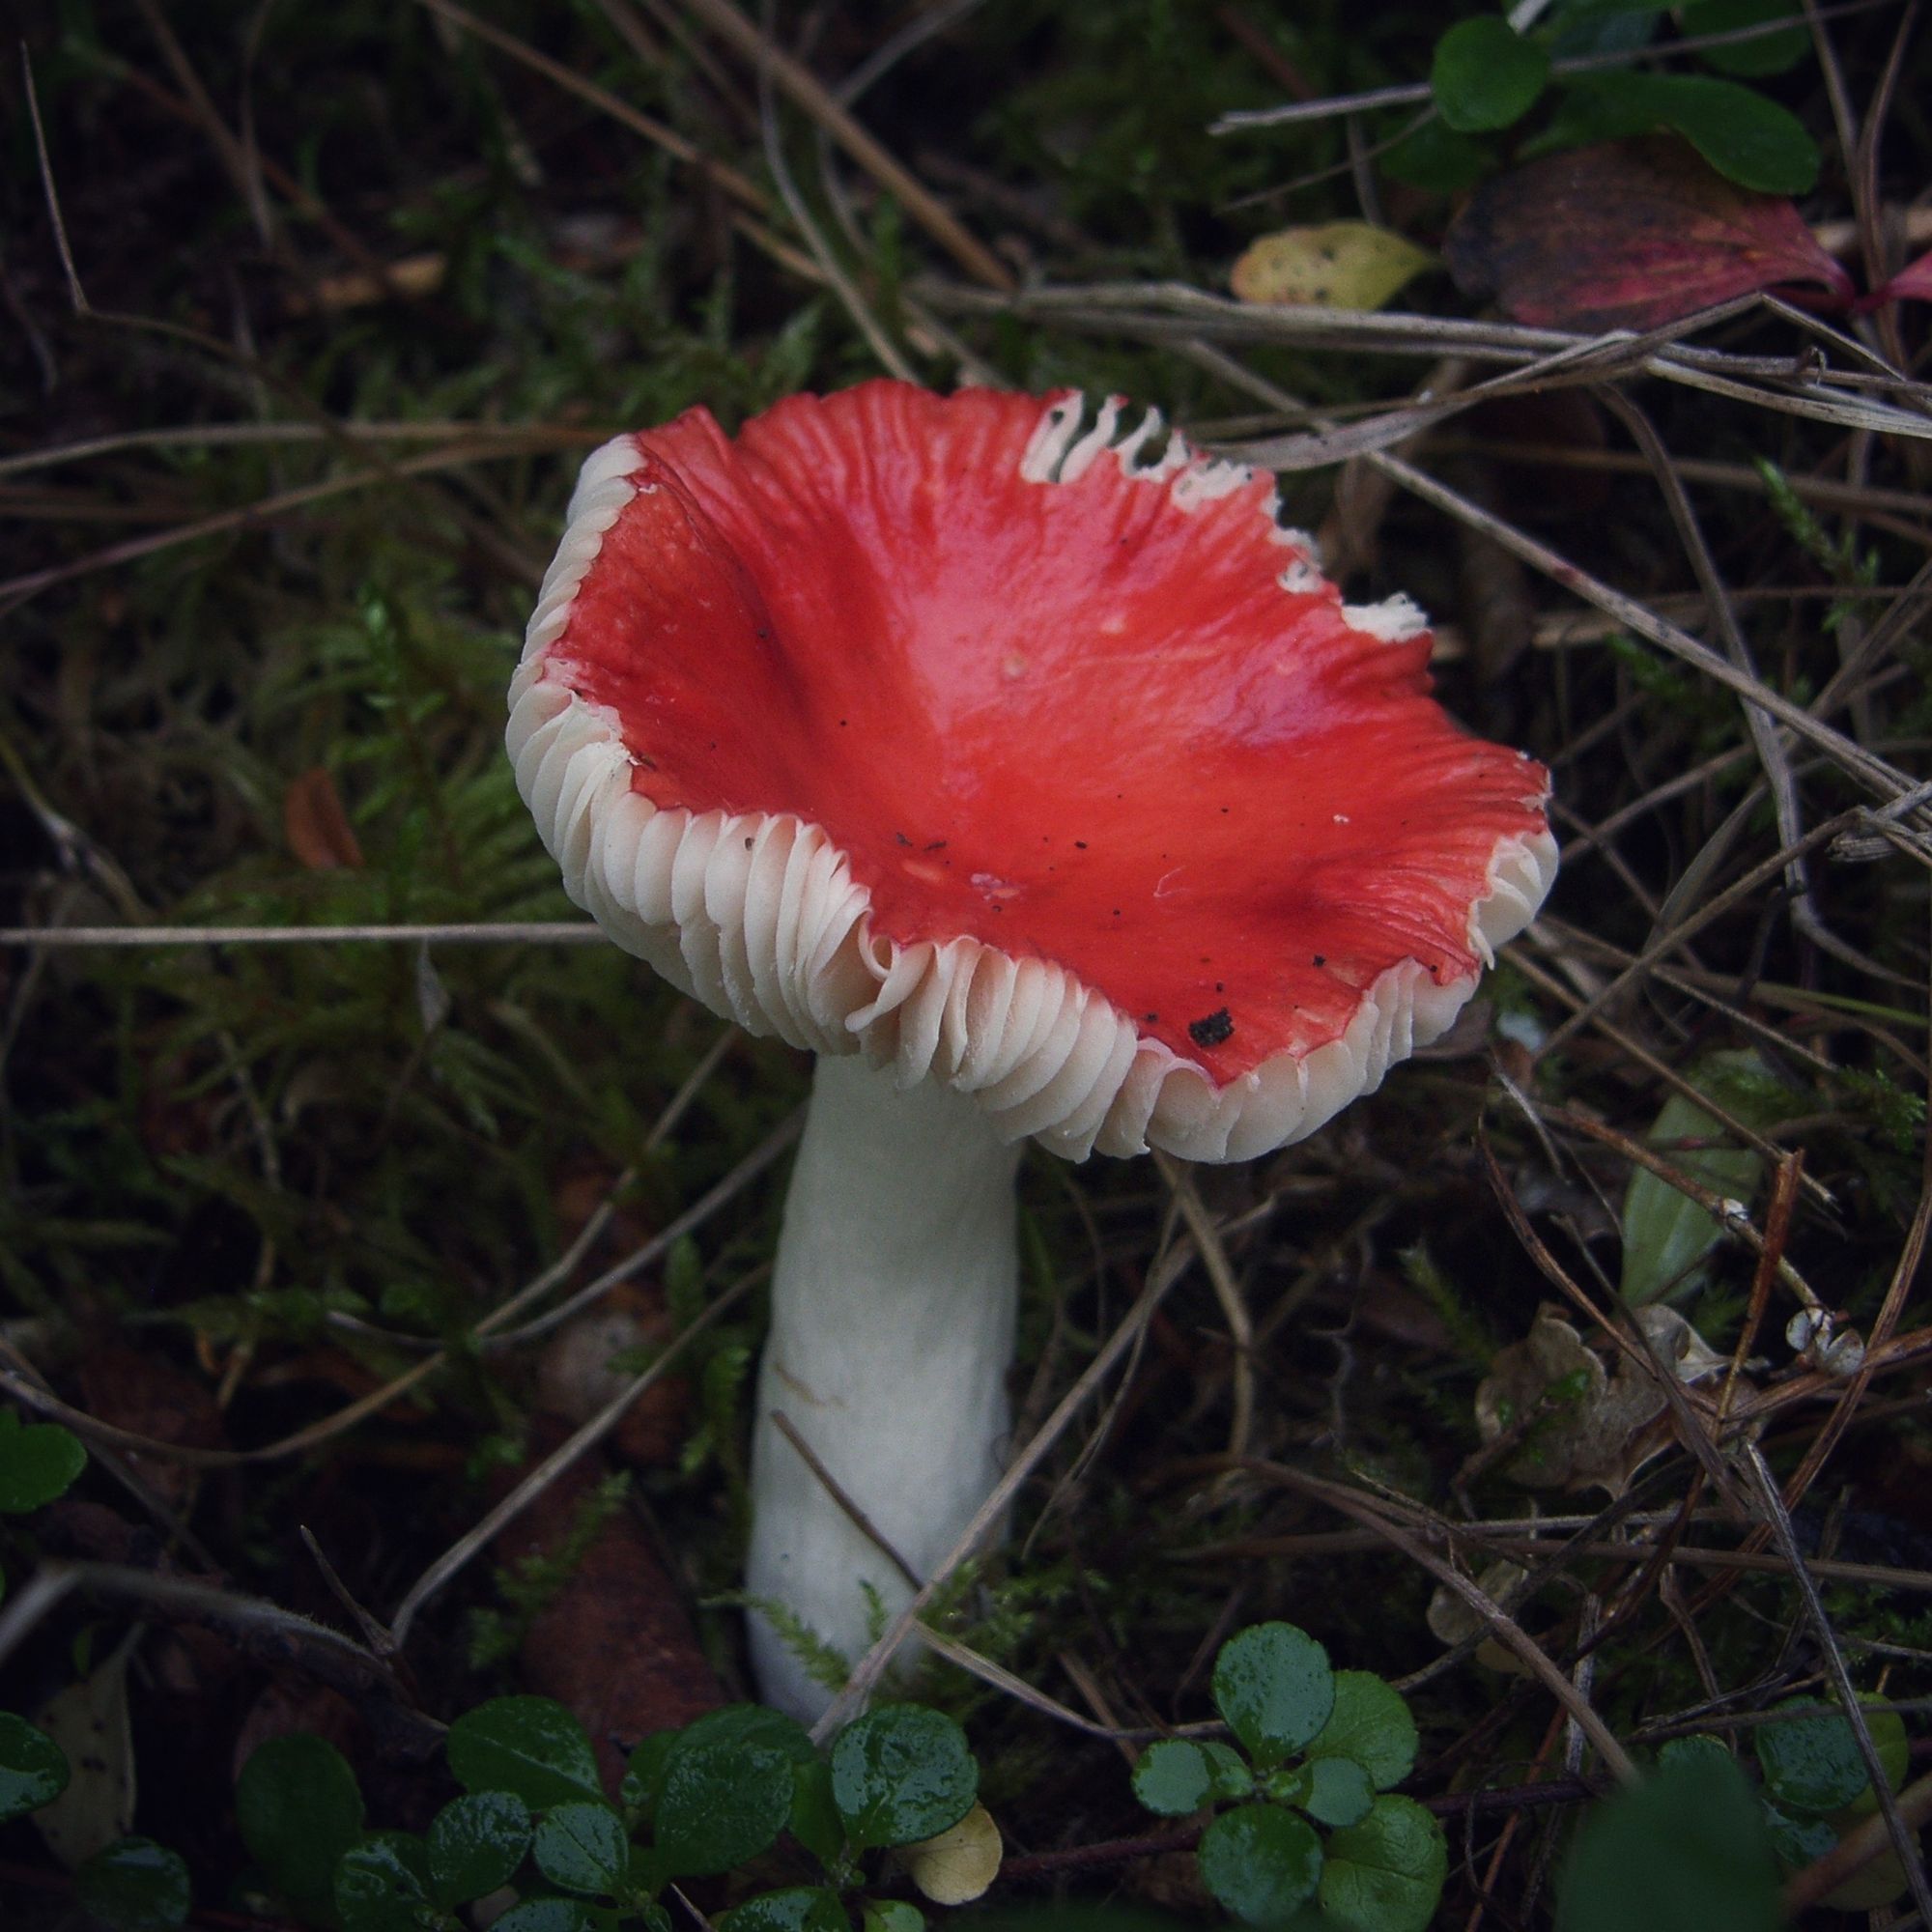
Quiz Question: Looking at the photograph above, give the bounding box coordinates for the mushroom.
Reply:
[508,381,1557,1719]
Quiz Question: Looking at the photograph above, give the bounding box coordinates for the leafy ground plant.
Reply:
[1132,1624,1442,1932]
[9,1690,983,1932]
[6,1,1932,1928]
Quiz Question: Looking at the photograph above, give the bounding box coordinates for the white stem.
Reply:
[747,1052,1021,1720]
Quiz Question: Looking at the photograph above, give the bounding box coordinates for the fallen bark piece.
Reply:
[1446,135,1853,330]
[490,1421,723,1794]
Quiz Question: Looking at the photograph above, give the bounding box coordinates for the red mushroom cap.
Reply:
[510,382,1555,1162]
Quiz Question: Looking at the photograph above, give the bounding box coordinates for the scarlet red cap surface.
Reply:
[510,382,1556,1162]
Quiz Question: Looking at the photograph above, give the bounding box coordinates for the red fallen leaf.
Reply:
[491,1421,724,1795]
[76,1343,226,1511]
[283,765,364,870]
[1866,246,1932,307]
[1445,134,1854,330]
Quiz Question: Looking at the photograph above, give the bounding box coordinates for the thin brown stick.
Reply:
[1741,1443,1932,1924]
[676,0,1012,291]
[386,1271,757,1647]
[0,922,605,948]
[810,1233,1202,1741]
[1240,1463,1639,1785]
[772,1412,922,1591]
[0,437,564,610]
[1785,1767,1932,1914]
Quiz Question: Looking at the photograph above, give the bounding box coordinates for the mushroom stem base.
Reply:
[747,1052,1021,1720]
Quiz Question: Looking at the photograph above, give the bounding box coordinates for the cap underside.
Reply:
[509,384,1557,1162]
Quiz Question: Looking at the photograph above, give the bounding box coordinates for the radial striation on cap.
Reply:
[508,381,1556,1167]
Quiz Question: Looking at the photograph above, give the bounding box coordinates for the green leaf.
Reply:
[1550,0,1665,60]
[1307,1673,1418,1792]
[1683,0,1809,75]
[1198,1804,1322,1926]
[236,1732,365,1927]
[723,1887,850,1932]
[446,1698,603,1810]
[73,1836,191,1932]
[829,1705,978,1852]
[654,1729,794,1878]
[1131,1741,1213,1817]
[1606,72,1816,191]
[426,1790,531,1907]
[1432,17,1551,132]
[1754,1698,1901,1816]
[0,1711,69,1823]
[1299,1758,1375,1831]
[1380,119,1492,195]
[861,1904,923,1932]
[677,1703,817,1765]
[1318,1796,1447,1932]
[1762,1803,1836,1872]
[1555,1747,1781,1932]
[332,1833,435,1932]
[1203,1741,1255,1802]
[1620,1088,1761,1305]
[531,1800,630,1895]
[789,1757,845,1868]
[1211,1625,1335,1768]
[489,1902,596,1932]
[621,1732,677,1827]
[1658,1734,1734,1774]
[1832,1700,1910,1819]
[0,1410,88,1514]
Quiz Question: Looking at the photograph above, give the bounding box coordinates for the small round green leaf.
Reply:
[677,1704,817,1764]
[1620,73,1818,193]
[723,1887,850,1932]
[1319,1795,1447,1932]
[1131,1741,1213,1817]
[1683,0,1809,76]
[830,1705,977,1852]
[427,1789,531,1906]
[1659,1735,1734,1776]
[1755,1700,1877,1815]
[0,1711,69,1823]
[1198,1804,1322,1926]
[1307,1672,1418,1792]
[1834,1701,1910,1819]
[861,1904,923,1932]
[1210,1625,1335,1768]
[1300,1757,1375,1831]
[0,1413,88,1514]
[1432,16,1551,132]
[654,1734,793,1877]
[1203,1741,1254,1802]
[490,1901,596,1932]
[531,1800,630,1895]
[333,1832,435,1932]
[74,1836,191,1932]
[446,1697,603,1810]
[236,1732,364,1921]
[622,1732,678,1827]
[1763,1803,1836,1873]
[1555,1749,1780,1932]
[1260,1763,1311,1808]
[789,1757,845,1868]
[1381,119,1492,195]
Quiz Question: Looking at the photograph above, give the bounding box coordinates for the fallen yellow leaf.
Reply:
[1231,221,1434,310]
[902,1802,1003,1906]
